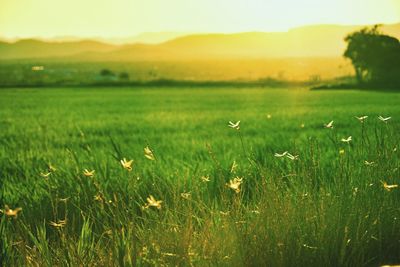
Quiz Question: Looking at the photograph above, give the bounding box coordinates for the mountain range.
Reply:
[1,24,399,61]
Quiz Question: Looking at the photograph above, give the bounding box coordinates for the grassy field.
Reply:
[1,86,400,266]
[0,59,352,87]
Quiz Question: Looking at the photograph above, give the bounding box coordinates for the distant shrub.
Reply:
[100,69,114,77]
[119,72,130,80]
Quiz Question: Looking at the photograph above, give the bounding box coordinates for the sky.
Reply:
[1,0,400,39]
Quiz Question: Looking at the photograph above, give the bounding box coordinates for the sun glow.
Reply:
[0,0,399,39]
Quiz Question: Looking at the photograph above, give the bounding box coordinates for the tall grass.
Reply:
[1,87,400,266]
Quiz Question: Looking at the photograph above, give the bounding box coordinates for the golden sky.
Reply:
[1,0,399,38]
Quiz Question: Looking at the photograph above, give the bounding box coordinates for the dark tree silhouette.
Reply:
[100,69,114,77]
[344,25,400,86]
[119,72,130,80]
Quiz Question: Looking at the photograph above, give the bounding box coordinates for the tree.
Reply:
[119,72,130,80]
[344,25,400,86]
[100,69,114,77]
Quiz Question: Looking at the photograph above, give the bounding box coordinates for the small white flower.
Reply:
[40,172,51,178]
[302,244,318,250]
[226,177,243,193]
[286,153,299,160]
[341,136,352,143]
[324,120,334,129]
[49,219,67,228]
[228,121,240,130]
[180,192,191,199]
[364,161,375,166]
[274,151,288,157]
[144,195,162,209]
[355,116,368,123]
[275,151,298,160]
[48,164,57,172]
[120,158,133,171]
[378,116,391,123]
[1,205,22,218]
[83,169,95,177]
[201,175,210,182]
[382,181,398,191]
[144,146,155,160]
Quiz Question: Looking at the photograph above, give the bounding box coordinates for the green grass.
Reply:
[1,86,400,266]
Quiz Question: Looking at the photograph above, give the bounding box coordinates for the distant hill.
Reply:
[0,32,189,46]
[0,39,117,60]
[1,23,399,61]
[100,32,191,45]
[156,23,400,59]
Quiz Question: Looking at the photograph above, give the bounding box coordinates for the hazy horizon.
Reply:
[1,22,400,45]
[1,0,399,40]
